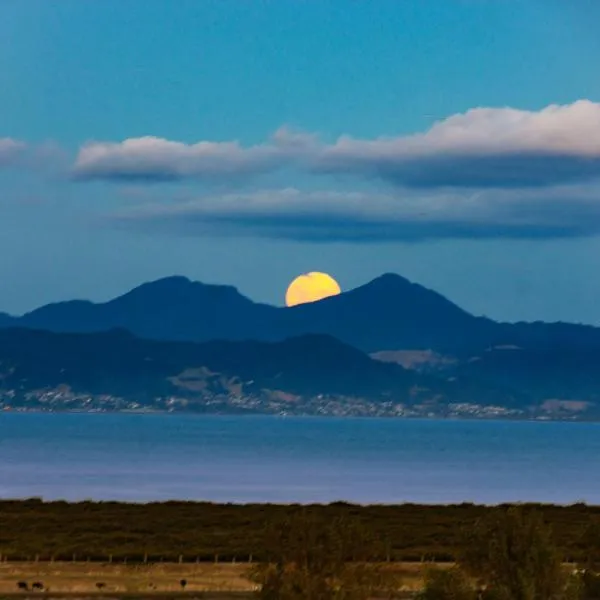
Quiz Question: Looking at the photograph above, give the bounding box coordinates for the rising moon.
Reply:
[285,272,341,307]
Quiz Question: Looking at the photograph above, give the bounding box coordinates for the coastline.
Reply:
[1,407,597,423]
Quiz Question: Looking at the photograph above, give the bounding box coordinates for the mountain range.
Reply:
[3,273,600,354]
[1,273,600,417]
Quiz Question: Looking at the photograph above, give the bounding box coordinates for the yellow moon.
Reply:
[285,272,341,307]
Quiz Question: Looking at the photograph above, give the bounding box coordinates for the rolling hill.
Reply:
[0,327,524,414]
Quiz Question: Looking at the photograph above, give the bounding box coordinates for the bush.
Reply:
[250,510,401,600]
[460,507,578,600]
[419,568,476,600]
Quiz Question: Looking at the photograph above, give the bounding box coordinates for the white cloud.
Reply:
[72,100,600,188]
[73,127,314,182]
[325,100,600,159]
[316,100,600,187]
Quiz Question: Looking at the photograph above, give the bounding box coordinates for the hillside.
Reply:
[9,277,281,343]
[0,327,465,415]
[3,274,600,417]
[4,273,600,356]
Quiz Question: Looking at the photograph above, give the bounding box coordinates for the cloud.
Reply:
[109,185,600,242]
[316,100,600,188]
[80,100,600,243]
[73,100,600,189]
[0,138,26,166]
[73,127,315,182]
[0,139,68,174]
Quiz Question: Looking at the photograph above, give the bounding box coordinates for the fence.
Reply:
[0,554,261,564]
[0,553,448,565]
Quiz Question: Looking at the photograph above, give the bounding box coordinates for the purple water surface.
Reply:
[0,413,597,504]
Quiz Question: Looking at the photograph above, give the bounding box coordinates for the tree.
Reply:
[179,579,187,591]
[250,509,400,600]
[460,506,579,600]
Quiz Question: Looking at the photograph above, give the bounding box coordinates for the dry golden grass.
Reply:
[0,561,450,594]
[0,562,257,594]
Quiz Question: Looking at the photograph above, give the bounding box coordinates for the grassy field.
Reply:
[0,562,255,594]
[0,561,434,595]
[0,595,252,600]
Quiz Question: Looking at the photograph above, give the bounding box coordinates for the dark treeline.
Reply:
[1,499,600,563]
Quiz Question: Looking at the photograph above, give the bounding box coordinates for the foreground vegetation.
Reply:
[252,508,600,599]
[1,499,600,563]
[4,501,600,598]
[419,507,584,600]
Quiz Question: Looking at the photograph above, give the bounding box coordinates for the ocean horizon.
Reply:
[0,413,597,505]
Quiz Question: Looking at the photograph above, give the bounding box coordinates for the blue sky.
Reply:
[2,0,600,323]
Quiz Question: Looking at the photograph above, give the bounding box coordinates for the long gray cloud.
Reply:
[109,185,600,242]
[74,100,600,188]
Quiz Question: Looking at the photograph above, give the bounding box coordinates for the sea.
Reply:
[0,413,598,505]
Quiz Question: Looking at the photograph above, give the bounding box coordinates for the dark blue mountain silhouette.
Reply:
[4,273,600,411]
[3,272,600,356]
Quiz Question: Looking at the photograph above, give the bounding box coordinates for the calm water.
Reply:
[0,413,598,505]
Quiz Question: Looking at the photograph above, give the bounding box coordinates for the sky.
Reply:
[2,0,600,323]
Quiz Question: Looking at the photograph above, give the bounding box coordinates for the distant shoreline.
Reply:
[1,407,599,423]
[0,498,598,508]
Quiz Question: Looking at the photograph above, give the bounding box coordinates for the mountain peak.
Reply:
[344,272,417,300]
[147,275,191,286]
[117,276,247,304]
[364,272,412,289]
[126,275,192,294]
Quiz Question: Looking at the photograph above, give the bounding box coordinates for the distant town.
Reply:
[0,386,590,421]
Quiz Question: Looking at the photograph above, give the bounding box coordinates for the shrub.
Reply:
[250,510,400,600]
[460,507,578,600]
[420,568,476,600]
